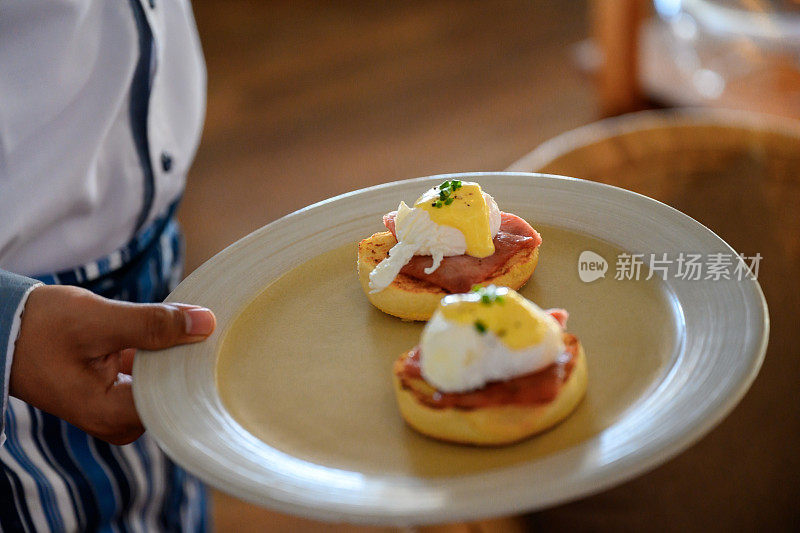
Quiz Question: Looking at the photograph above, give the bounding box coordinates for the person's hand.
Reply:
[9,284,216,445]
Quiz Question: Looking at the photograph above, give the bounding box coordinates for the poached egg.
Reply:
[419,286,566,393]
[368,180,501,293]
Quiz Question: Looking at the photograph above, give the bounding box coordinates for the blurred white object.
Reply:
[644,0,800,117]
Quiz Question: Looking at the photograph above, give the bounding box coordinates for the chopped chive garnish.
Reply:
[431,180,463,207]
[474,320,487,334]
[472,284,506,305]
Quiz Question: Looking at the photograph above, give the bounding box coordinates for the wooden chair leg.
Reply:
[590,0,647,116]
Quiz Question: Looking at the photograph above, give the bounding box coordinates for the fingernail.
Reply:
[184,308,216,336]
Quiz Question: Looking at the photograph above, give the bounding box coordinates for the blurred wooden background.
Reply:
[177,1,799,531]
[181,0,595,275]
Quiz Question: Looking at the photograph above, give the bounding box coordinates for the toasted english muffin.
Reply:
[392,337,587,446]
[357,231,539,321]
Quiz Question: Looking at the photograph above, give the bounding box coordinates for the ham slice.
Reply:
[382,211,542,293]
[545,308,569,329]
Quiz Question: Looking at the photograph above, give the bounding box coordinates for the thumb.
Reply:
[98,301,216,352]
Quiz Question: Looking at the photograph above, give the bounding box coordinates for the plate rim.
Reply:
[134,172,769,525]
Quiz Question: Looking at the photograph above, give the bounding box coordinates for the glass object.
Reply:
[647,0,800,118]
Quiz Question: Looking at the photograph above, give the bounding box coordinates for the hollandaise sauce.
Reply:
[438,285,553,350]
[414,181,495,258]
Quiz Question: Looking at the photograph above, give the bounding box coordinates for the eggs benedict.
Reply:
[358,181,542,321]
[392,286,587,445]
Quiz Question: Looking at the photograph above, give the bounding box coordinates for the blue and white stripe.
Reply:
[1,207,206,532]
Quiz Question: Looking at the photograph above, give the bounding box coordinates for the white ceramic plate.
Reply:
[133,173,767,526]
